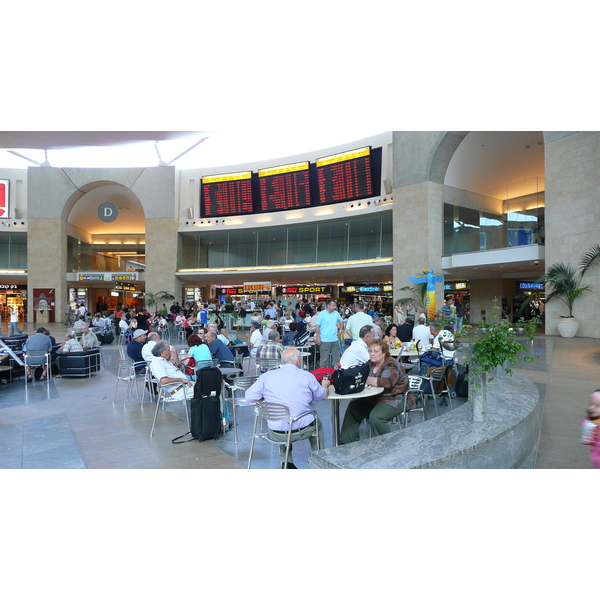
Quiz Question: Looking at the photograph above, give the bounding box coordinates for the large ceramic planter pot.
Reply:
[556,317,579,338]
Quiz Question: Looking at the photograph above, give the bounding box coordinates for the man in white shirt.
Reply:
[263,319,277,341]
[340,325,375,369]
[246,322,263,358]
[345,302,373,341]
[142,332,178,365]
[412,317,433,351]
[149,341,193,401]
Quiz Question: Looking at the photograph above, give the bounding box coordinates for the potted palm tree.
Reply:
[540,261,591,338]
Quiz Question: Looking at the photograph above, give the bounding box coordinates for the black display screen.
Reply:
[258,162,311,212]
[201,171,254,217]
[316,147,374,205]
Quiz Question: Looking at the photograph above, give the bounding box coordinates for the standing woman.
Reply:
[340,339,414,443]
[393,301,405,325]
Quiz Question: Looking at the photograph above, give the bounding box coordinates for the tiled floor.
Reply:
[0,322,598,469]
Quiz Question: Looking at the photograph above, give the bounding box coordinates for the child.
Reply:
[581,390,600,468]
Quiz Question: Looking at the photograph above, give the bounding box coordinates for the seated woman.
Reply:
[383,323,400,350]
[185,333,213,369]
[282,321,298,346]
[339,339,414,443]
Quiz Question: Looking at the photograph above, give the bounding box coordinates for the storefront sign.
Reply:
[0,284,25,290]
[243,281,271,292]
[277,286,331,295]
[112,274,138,281]
[519,282,544,290]
[78,274,105,281]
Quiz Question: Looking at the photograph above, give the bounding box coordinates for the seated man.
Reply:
[245,347,331,469]
[255,330,284,372]
[72,316,87,335]
[246,322,263,358]
[205,331,235,366]
[149,341,194,401]
[142,331,179,365]
[80,324,100,350]
[339,324,375,369]
[127,329,148,373]
[24,326,53,382]
[55,332,83,373]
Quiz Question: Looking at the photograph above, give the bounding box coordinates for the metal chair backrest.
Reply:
[233,375,258,391]
[408,375,423,391]
[429,366,448,383]
[254,401,291,425]
[25,349,48,357]
[257,357,281,371]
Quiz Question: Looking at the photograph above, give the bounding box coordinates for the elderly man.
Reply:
[56,332,83,374]
[80,323,100,349]
[245,347,331,469]
[142,331,179,365]
[24,326,53,382]
[256,329,284,372]
[205,331,235,366]
[340,324,375,369]
[149,341,194,401]
[262,319,277,342]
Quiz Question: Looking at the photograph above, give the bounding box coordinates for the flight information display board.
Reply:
[258,161,311,212]
[201,171,254,217]
[315,146,373,205]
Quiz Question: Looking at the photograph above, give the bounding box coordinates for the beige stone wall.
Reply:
[27,218,68,320]
[145,218,180,301]
[392,181,444,312]
[544,132,600,337]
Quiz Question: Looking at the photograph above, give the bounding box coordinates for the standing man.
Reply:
[315,299,343,368]
[9,307,23,336]
[64,303,73,326]
[412,317,433,351]
[345,301,373,341]
[245,347,330,469]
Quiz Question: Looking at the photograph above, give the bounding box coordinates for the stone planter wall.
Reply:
[310,371,540,469]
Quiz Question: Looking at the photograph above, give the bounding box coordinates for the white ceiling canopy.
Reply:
[0,131,208,150]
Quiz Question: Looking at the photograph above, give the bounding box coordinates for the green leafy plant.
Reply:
[538,262,590,318]
[140,290,175,314]
[464,299,536,386]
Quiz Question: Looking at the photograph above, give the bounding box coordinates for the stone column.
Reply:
[392,181,444,313]
[27,218,68,324]
[145,218,180,301]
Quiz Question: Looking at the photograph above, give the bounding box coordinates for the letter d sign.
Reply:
[98,202,118,223]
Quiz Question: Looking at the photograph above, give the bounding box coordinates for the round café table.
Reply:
[327,385,384,447]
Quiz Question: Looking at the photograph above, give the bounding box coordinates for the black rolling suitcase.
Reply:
[454,365,469,398]
[172,367,223,443]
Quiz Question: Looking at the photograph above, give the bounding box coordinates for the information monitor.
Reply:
[201,171,254,218]
[258,161,311,213]
[315,146,374,205]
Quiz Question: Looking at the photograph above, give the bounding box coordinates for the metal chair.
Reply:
[150,381,191,437]
[423,366,455,414]
[223,375,258,443]
[143,359,160,404]
[24,350,51,384]
[405,375,427,424]
[247,401,320,469]
[112,348,145,406]
[255,357,281,375]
